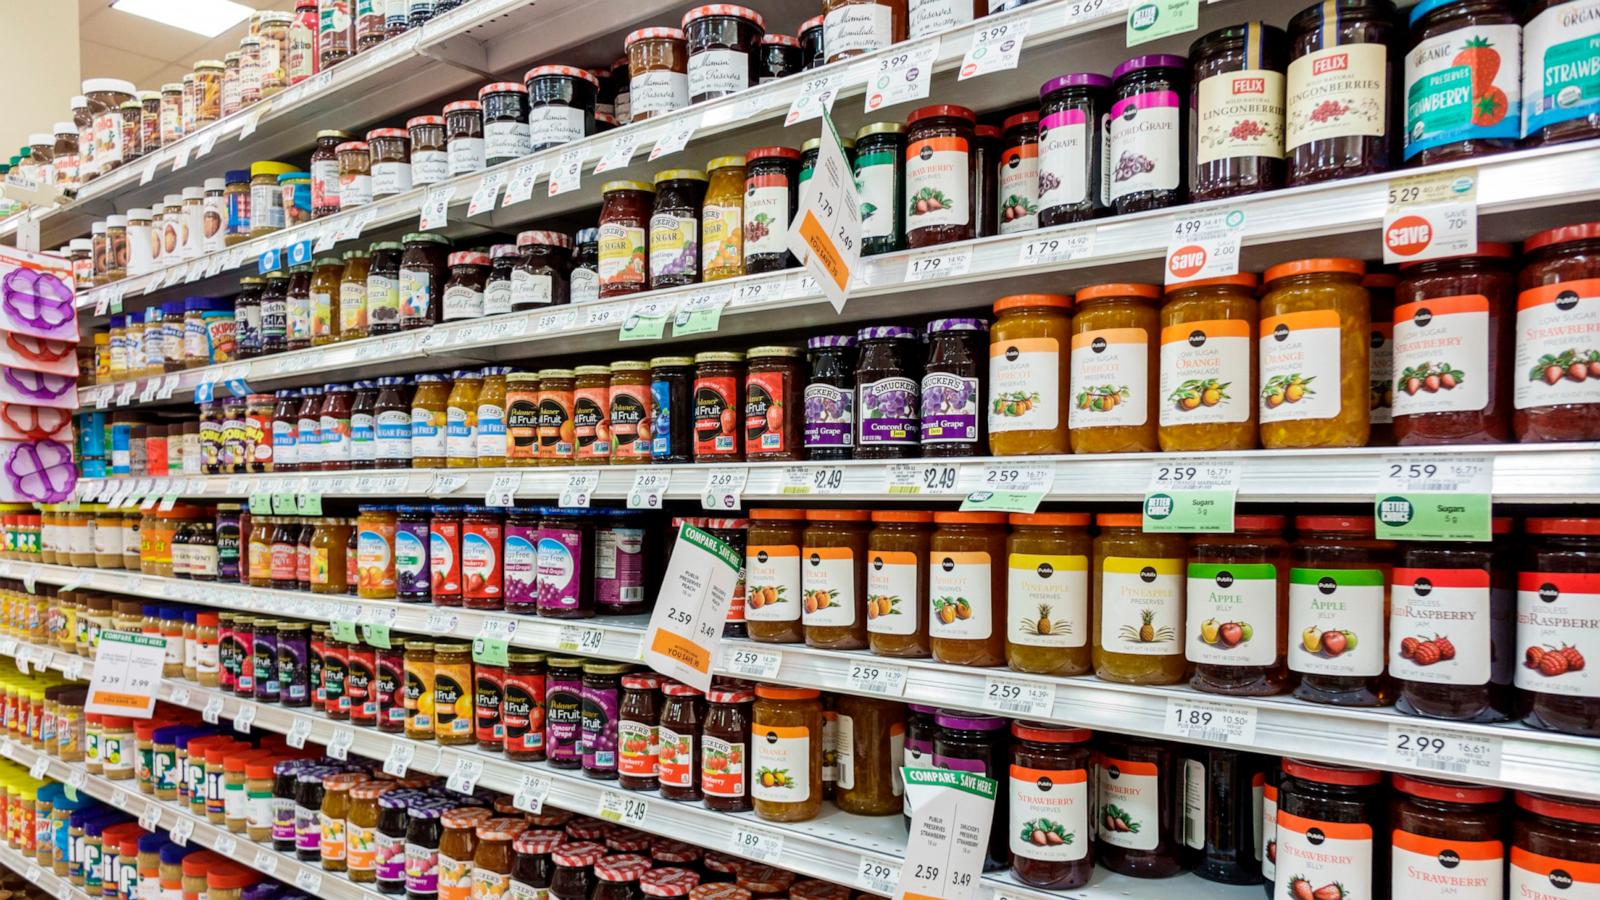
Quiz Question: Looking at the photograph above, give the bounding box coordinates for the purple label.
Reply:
[546,677,582,763]
[279,635,308,703]
[294,804,320,852]
[920,372,978,444]
[932,754,990,775]
[252,630,280,701]
[580,681,620,771]
[376,833,406,882]
[804,384,853,449]
[858,377,918,446]
[597,527,644,610]
[1110,89,1180,119]
[405,842,438,895]
[272,797,296,842]
[395,521,431,598]
[503,524,537,612]
[536,527,583,613]
[1041,108,1087,130]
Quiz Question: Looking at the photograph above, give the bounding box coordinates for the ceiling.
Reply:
[78,0,279,91]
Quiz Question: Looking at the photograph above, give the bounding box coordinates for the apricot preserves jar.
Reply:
[1390,775,1505,898]
[1511,792,1600,897]
[802,510,869,650]
[1070,283,1161,453]
[867,510,932,659]
[751,686,823,823]
[1186,515,1290,696]
[1289,515,1393,707]
[1005,513,1091,676]
[1158,274,1259,451]
[1517,517,1600,736]
[1008,723,1093,889]
[1272,759,1386,899]
[746,508,804,645]
[1093,514,1186,685]
[929,511,1007,667]
[988,294,1072,456]
[1258,258,1371,449]
[1514,222,1600,442]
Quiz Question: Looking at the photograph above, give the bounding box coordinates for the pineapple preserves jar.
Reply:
[1092,514,1186,685]
[1005,513,1091,676]
[1258,258,1371,448]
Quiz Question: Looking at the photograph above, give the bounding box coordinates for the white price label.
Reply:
[139,157,159,185]
[905,247,972,282]
[1379,454,1492,494]
[286,718,312,749]
[213,834,237,857]
[156,374,181,400]
[139,379,160,403]
[168,686,191,706]
[383,742,417,777]
[419,186,453,230]
[29,755,49,779]
[468,171,508,217]
[594,132,643,174]
[780,465,846,495]
[294,870,322,895]
[1164,697,1258,744]
[502,162,542,207]
[424,611,460,634]
[847,661,908,697]
[485,473,522,507]
[857,858,900,895]
[512,774,551,813]
[429,472,469,497]
[701,466,748,511]
[1387,724,1501,779]
[547,148,584,196]
[63,656,86,681]
[327,728,355,760]
[231,702,257,733]
[201,695,224,723]
[785,72,844,126]
[648,115,699,161]
[729,827,784,863]
[139,804,163,831]
[722,646,782,680]
[557,625,605,654]
[253,850,279,876]
[169,818,194,847]
[1167,207,1247,284]
[560,470,600,508]
[597,790,648,826]
[865,40,938,112]
[958,19,1030,80]
[628,470,671,509]
[1017,229,1096,266]
[1383,169,1478,264]
[313,221,340,252]
[115,381,138,406]
[981,675,1056,717]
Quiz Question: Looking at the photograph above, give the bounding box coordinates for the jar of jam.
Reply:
[1518,517,1600,735]
[594,855,650,900]
[993,112,1040,235]
[618,673,661,791]
[606,361,652,462]
[1096,734,1182,877]
[930,712,1008,868]
[650,169,709,289]
[369,241,406,336]
[1009,722,1093,889]
[757,33,800,82]
[800,510,871,650]
[682,6,763,102]
[412,374,450,468]
[1037,73,1111,225]
[408,118,448,186]
[503,651,547,761]
[599,181,654,299]
[652,356,696,463]
[480,82,531,166]
[1189,23,1288,200]
[974,123,1000,237]
[513,230,573,310]
[746,509,805,644]
[1290,515,1394,707]
[1158,274,1260,451]
[1403,0,1521,165]
[852,122,905,256]
[1176,747,1268,885]
[1389,774,1505,896]
[743,146,801,274]
[693,352,745,461]
[804,335,857,460]
[444,101,486,177]
[658,681,706,801]
[904,104,975,248]
[1285,0,1398,186]
[1514,222,1600,442]
[546,657,584,768]
[625,28,689,122]
[1524,0,1600,147]
[985,294,1070,456]
[920,318,987,455]
[535,369,576,465]
[831,695,905,817]
[1258,258,1372,449]
[581,662,630,779]
[854,326,920,459]
[400,233,452,331]
[702,687,754,813]
[512,830,562,900]
[741,346,803,460]
[1107,55,1188,214]
[751,686,823,822]
[1188,516,1291,696]
[442,252,491,322]
[1272,759,1386,898]
[1511,792,1600,896]
[523,66,598,151]
[928,512,1008,666]
[863,510,931,658]
[310,130,350,217]
[1093,513,1186,685]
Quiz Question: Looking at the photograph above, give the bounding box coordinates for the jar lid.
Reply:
[372,241,404,251]
[736,866,794,892]
[583,661,633,675]
[1293,515,1374,534]
[577,227,600,243]
[788,881,849,900]
[596,853,652,881]
[683,5,764,29]
[407,115,446,128]
[705,155,745,172]
[403,232,452,245]
[751,507,806,521]
[1263,257,1365,282]
[514,828,566,853]
[651,839,703,863]
[626,27,686,47]
[908,104,976,125]
[747,345,800,358]
[448,251,491,267]
[323,772,369,790]
[976,124,1000,139]
[708,688,754,703]
[551,841,607,867]
[1112,54,1187,80]
[1039,72,1113,97]
[1391,774,1503,804]
[806,509,869,521]
[642,867,701,897]
[478,82,529,97]
[927,317,988,333]
[249,161,295,178]
[1012,721,1092,743]
[994,293,1071,313]
[933,511,1006,525]
[82,77,136,95]
[754,684,818,700]
[654,168,709,184]
[366,127,408,141]
[574,364,612,377]
[650,356,696,367]
[621,674,662,690]
[602,179,655,193]
[801,135,856,153]
[1525,517,1600,535]
[761,34,800,47]
[702,851,743,874]
[694,351,745,363]
[1282,758,1382,786]
[443,100,483,114]
[806,334,856,349]
[441,806,493,828]
[857,325,918,341]
[1009,512,1089,527]
[1095,512,1143,527]
[205,867,259,890]
[476,817,526,841]
[690,885,751,900]
[314,255,343,267]
[871,510,934,523]
[1523,221,1600,253]
[936,711,1007,730]
[1515,792,1600,825]
[516,229,573,248]
[1165,273,1257,292]
[1002,111,1040,131]
[1226,514,1286,532]
[523,65,601,87]
[856,122,906,140]
[316,129,353,140]
[1076,282,1161,301]
[799,14,823,31]
[350,780,397,800]
[746,145,801,163]
[538,368,575,379]
[607,360,650,374]
[1396,241,1515,268]
[661,681,704,697]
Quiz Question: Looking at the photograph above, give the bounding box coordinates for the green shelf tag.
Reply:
[362,623,392,649]
[248,493,271,514]
[473,636,510,667]
[329,620,359,643]
[1126,0,1199,46]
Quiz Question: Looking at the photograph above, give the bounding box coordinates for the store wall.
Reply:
[0,4,81,163]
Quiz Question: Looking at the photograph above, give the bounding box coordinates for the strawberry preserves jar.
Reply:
[1517,517,1600,735]
[1008,723,1093,889]
[1521,0,1600,146]
[1270,759,1386,900]
[1511,793,1600,897]
[1390,775,1505,900]
[1514,222,1600,442]
[1402,0,1522,166]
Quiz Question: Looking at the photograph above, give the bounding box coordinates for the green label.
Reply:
[1142,489,1236,533]
[472,636,509,667]
[329,620,358,643]
[1546,34,1600,100]
[619,312,669,341]
[1407,65,1473,139]
[679,523,742,571]
[1126,0,1199,46]
[1289,567,1388,588]
[248,493,271,514]
[1374,491,1491,542]
[1187,562,1277,582]
[362,623,391,649]
[270,492,297,514]
[960,490,1044,515]
[296,493,323,515]
[673,304,723,336]
[901,766,998,799]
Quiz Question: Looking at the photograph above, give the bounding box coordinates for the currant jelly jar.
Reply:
[1511,792,1600,896]
[1289,515,1394,708]
[1513,221,1600,443]
[1390,775,1506,898]
[1189,22,1288,201]
[1285,0,1399,187]
[743,146,801,274]
[1107,55,1189,215]
[1271,759,1386,900]
[904,104,976,249]
[1007,722,1094,890]
[1518,517,1600,736]
[1037,72,1111,225]
[1186,515,1291,697]
[1402,0,1521,166]
[854,325,922,459]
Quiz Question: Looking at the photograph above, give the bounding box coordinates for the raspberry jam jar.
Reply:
[1517,517,1600,736]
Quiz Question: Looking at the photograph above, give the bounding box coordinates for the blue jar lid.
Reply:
[415,373,446,383]
[274,389,297,398]
[1409,0,1459,24]
[377,375,410,387]
[159,843,195,865]
[138,833,168,853]
[300,385,323,396]
[353,379,376,390]
[224,169,250,184]
[324,382,351,392]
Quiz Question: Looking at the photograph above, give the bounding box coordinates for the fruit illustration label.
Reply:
[1009,764,1089,862]
[1288,567,1386,677]
[858,376,919,446]
[745,370,790,453]
[693,375,739,456]
[998,141,1039,234]
[1522,0,1600,136]
[1259,310,1343,423]
[1261,782,1278,884]
[856,152,898,241]
[1286,43,1389,149]
[1070,327,1149,428]
[1096,756,1159,850]
[398,268,430,321]
[921,372,980,446]
[868,550,919,635]
[367,274,400,327]
[657,725,694,787]
[1514,280,1600,410]
[1274,812,1373,900]
[751,722,811,802]
[1389,567,1496,686]
[906,137,971,230]
[1008,553,1089,648]
[744,176,791,259]
[1391,829,1502,899]
[471,869,510,900]
[804,384,854,449]
[824,4,893,56]
[1510,846,1600,899]
[1038,109,1091,212]
[1186,562,1278,667]
[989,337,1060,433]
[1403,24,1520,160]
[1196,67,1286,165]
[618,719,658,778]
[1100,557,1183,656]
[537,390,574,460]
[394,527,429,595]
[608,385,651,460]
[702,202,743,273]
[702,735,746,797]
[574,387,609,460]
[1370,320,1394,424]
[597,223,647,292]
[802,546,857,627]
[629,70,689,120]
[1516,570,1600,697]
[1108,90,1181,202]
[929,551,993,640]
[747,543,800,622]
[649,212,699,283]
[347,820,378,871]
[1159,318,1251,427]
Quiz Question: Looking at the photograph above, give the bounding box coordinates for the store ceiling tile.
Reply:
[78,0,278,88]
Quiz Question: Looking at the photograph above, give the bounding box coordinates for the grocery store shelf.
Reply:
[8,567,1600,800]
[0,840,90,900]
[68,443,1600,506]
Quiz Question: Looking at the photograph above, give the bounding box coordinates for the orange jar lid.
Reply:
[1012,721,1092,743]
[1282,758,1381,786]
[1263,257,1365,282]
[1164,273,1257,292]
[1294,515,1374,534]
[754,685,819,700]
[805,509,869,521]
[1076,282,1160,301]
[871,510,934,523]
[1230,515,1285,532]
[993,293,1071,313]
[1010,512,1090,527]
[932,511,1007,525]
[1391,774,1503,805]
[749,508,806,521]
[1095,513,1143,528]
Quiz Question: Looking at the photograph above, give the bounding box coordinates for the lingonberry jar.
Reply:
[1189,21,1288,200]
[1284,0,1399,187]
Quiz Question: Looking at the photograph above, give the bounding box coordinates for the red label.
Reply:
[1232,76,1266,94]
[1313,53,1349,75]
[1168,245,1207,279]
[463,522,502,601]
[1386,215,1434,257]
[693,376,740,457]
[744,370,790,455]
[431,521,461,599]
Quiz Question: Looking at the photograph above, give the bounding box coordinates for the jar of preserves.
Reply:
[607,361,653,462]
[594,855,650,900]
[1035,73,1110,225]
[522,66,597,151]
[1290,515,1393,707]
[850,122,905,256]
[1005,512,1092,675]
[747,509,806,644]
[1285,0,1398,186]
[1158,274,1259,450]
[625,28,689,122]
[1106,55,1188,213]
[483,243,517,315]
[445,101,485,176]
[1009,722,1093,888]
[744,146,801,274]
[683,6,763,102]
[1514,222,1600,442]
[1173,746,1266,885]
[1403,0,1521,166]
[1387,245,1513,447]
[513,230,573,310]
[1259,258,1371,449]
[1518,517,1600,735]
[374,376,413,468]
[310,130,350,217]
[802,510,870,650]
[929,711,1008,868]
[854,326,920,458]
[1388,774,1505,896]
[367,129,414,197]
[432,641,474,745]
[599,181,654,299]
[581,661,630,779]
[504,650,547,761]
[741,346,803,460]
[1069,283,1161,453]
[751,686,822,822]
[866,510,932,658]
[411,373,450,468]
[536,369,576,465]
[1523,0,1600,147]
[479,82,530,166]
[441,252,490,322]
[659,681,706,801]
[618,673,661,790]
[702,687,755,812]
[831,695,905,817]
[400,232,451,331]
[1272,759,1386,898]
[993,112,1039,235]
[311,256,344,345]
[1095,734,1183,877]
[986,294,1071,455]
[407,116,447,186]
[339,141,375,205]
[650,169,709,289]
[280,171,313,229]
[904,104,975,248]
[446,371,483,468]
[974,123,1000,237]
[758,33,800,82]
[1187,515,1290,696]
[651,356,696,462]
[1511,792,1600,896]
[927,512,1007,666]
[702,156,746,281]
[1093,514,1186,685]
[823,0,906,61]
[804,335,857,460]
[918,318,987,456]
[1190,23,1288,200]
[692,352,745,461]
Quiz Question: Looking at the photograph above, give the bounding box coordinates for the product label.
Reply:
[702,203,743,273]
[528,105,585,149]
[1100,557,1183,656]
[373,161,413,196]
[858,376,918,446]
[484,121,531,161]
[751,722,811,802]
[1516,571,1600,698]
[1274,812,1373,900]
[1510,847,1600,899]
[1197,68,1285,164]
[442,285,483,321]
[658,724,693,787]
[921,372,980,445]
[1288,567,1387,677]
[867,550,920,635]
[375,408,411,461]
[1522,0,1600,136]
[692,375,738,455]
[702,735,746,797]
[928,551,993,640]
[1389,567,1500,686]
[802,546,857,627]
[1391,829,1503,899]
[311,158,341,212]
[608,385,650,459]
[1108,90,1181,201]
[804,384,853,449]
[1259,310,1344,423]
[1514,280,1600,411]
[570,268,599,304]
[471,870,510,900]
[446,405,477,461]
[743,179,790,260]
[510,270,554,309]
[413,150,448,186]
[908,0,973,37]
[689,49,749,98]
[1404,24,1520,159]
[598,223,647,292]
[618,719,658,778]
[287,291,312,344]
[747,543,800,623]
[412,406,446,459]
[994,140,1040,234]
[477,403,506,460]
[1159,319,1252,427]
[399,268,430,322]
[483,277,511,316]
[1007,553,1089,648]
[744,369,790,453]
[1368,319,1393,424]
[1009,763,1089,861]
[856,154,898,240]
[341,172,373,207]
[824,4,893,56]
[1186,562,1279,667]
[1262,782,1278,882]
[574,388,608,459]
[630,70,689,118]
[1070,327,1150,428]
[905,136,970,230]
[1097,757,1159,850]
[989,337,1060,433]
[368,274,400,329]
[448,137,485,176]
[1286,43,1388,149]
[1038,109,1091,211]
[650,212,699,283]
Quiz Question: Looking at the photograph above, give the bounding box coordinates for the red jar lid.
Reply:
[702,851,742,874]
[662,681,704,697]
[761,34,800,47]
[1363,272,1397,289]
[1525,517,1600,536]
[789,881,849,900]
[407,115,445,128]
[595,853,652,881]
[626,27,687,48]
[524,65,601,87]
[1294,515,1375,534]
[444,100,483,114]
[798,15,823,31]
[621,674,662,690]
[1398,241,1514,268]
[1281,758,1382,786]
[1516,791,1600,825]
[517,230,572,249]
[651,838,703,863]
[448,251,491,267]
[736,866,794,892]
[1011,721,1092,743]
[1264,257,1365,283]
[513,828,565,854]
[690,885,751,900]
[1009,512,1090,527]
[525,811,573,827]
[1391,774,1504,805]
[642,867,702,897]
[908,104,976,125]
[604,831,652,853]
[551,841,607,867]
[366,127,408,140]
[1002,111,1039,131]
[746,145,801,163]
[1524,221,1600,253]
[479,82,528,97]
[708,688,754,703]
[1231,514,1286,532]
[566,820,608,840]
[682,5,765,29]
[976,124,1001,139]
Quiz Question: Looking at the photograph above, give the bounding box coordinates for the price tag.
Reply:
[594,132,643,174]
[139,804,164,831]
[168,686,191,706]
[648,115,699,162]
[201,695,224,723]
[383,742,417,777]
[446,755,484,794]
[1383,169,1478,264]
[729,828,784,864]
[583,303,630,329]
[1375,454,1491,541]
[28,754,49,779]
[857,858,900,896]
[557,625,605,654]
[1387,723,1501,779]
[722,645,782,680]
[619,298,675,341]
[424,611,460,635]
[293,870,322,895]
[467,171,508,217]
[327,728,355,761]
[295,491,322,515]
[485,473,522,507]
[865,40,938,112]
[23,864,44,890]
[312,221,340,252]
[334,209,378,243]
[501,161,542,207]
[958,19,1030,80]
[547,148,584,196]
[168,818,194,848]
[980,675,1056,717]
[86,631,169,717]
[905,247,973,282]
[419,186,453,230]
[115,381,138,406]
[212,834,237,858]
[139,157,159,185]
[1127,0,1199,46]
[785,72,844,127]
[559,470,600,508]
[672,289,730,336]
[780,465,846,495]
[472,618,516,667]
[899,770,996,900]
[253,850,279,876]
[847,661,908,696]
[1164,697,1259,744]
[512,775,551,813]
[429,472,469,497]
[1143,458,1240,532]
[139,379,160,403]
[628,470,671,509]
[156,374,181,400]
[642,523,743,691]
[1016,229,1096,266]
[597,790,648,827]
[960,464,1055,514]
[787,113,862,313]
[701,466,748,511]
[63,655,86,682]
[286,718,312,749]
[1166,207,1246,284]
[232,702,257,733]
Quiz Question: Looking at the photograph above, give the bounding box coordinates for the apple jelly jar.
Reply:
[1092,514,1186,685]
[867,510,932,659]
[1271,759,1386,900]
[1514,221,1600,442]
[929,512,1008,667]
[1005,513,1091,676]
[1187,515,1290,697]
[1158,274,1259,451]
[1391,518,1515,723]
[1518,517,1600,736]
[1390,775,1505,899]
[1511,792,1600,896]
[1008,722,1093,889]
[1289,516,1393,707]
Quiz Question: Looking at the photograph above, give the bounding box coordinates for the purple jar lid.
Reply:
[1112,54,1187,81]
[857,325,919,341]
[935,712,1008,730]
[807,334,856,349]
[908,704,938,715]
[1040,72,1112,98]
[928,317,988,333]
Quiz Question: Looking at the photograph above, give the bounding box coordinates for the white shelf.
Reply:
[0,839,92,900]
[7,565,1599,800]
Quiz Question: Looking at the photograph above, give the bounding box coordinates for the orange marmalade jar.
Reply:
[1258,258,1370,449]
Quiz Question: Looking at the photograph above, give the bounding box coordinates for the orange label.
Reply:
[1160,318,1250,344]
[1070,327,1147,351]
[797,210,849,294]
[1395,293,1489,320]
[650,629,710,675]
[1511,846,1600,883]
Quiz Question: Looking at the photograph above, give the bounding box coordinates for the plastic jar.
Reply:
[1004,512,1092,675]
[1403,0,1521,165]
[682,6,763,102]
[1009,722,1094,888]
[280,171,313,229]
[574,366,612,465]
[1272,759,1385,898]
[926,512,1008,666]
[1092,513,1186,685]
[537,369,576,465]
[247,162,294,236]
[1511,792,1600,895]
[801,510,870,650]
[650,168,709,289]
[750,686,822,822]
[444,101,485,176]
[1189,22,1288,200]
[83,78,136,177]
[988,294,1072,456]
[743,146,801,273]
[1258,258,1371,448]
[599,181,654,299]
[1186,515,1290,696]
[1518,517,1600,735]
[1285,0,1398,186]
[904,104,975,248]
[480,82,531,165]
[625,28,689,122]
[524,66,598,151]
[1158,274,1260,450]
[1514,222,1600,442]
[1290,515,1394,707]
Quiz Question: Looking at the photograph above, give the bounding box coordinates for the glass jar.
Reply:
[751,686,822,822]
[310,130,348,217]
[1187,515,1290,696]
[650,356,695,462]
[536,369,576,465]
[1272,759,1386,898]
[502,650,547,761]
[400,232,451,331]
[832,695,905,816]
[1005,513,1092,675]
[444,101,485,176]
[598,181,654,299]
[650,169,709,289]
[988,294,1072,456]
[357,505,399,600]
[659,681,706,800]
[439,252,490,323]
[480,82,531,166]
[804,335,857,460]
[1285,0,1398,186]
[1008,722,1094,889]
[1403,0,1521,166]
[994,112,1040,234]
[862,510,932,658]
[974,123,1000,237]
[683,5,763,102]
[743,146,801,273]
[823,0,906,61]
[693,352,745,461]
[432,641,474,745]
[1511,792,1600,896]
[1107,54,1188,214]
[546,657,584,768]
[904,104,975,248]
[1096,734,1182,877]
[1259,257,1371,448]
[1386,773,1505,896]
[920,318,987,456]
[1093,514,1186,685]
[368,129,413,197]
[407,116,447,186]
[618,673,662,790]
[758,33,800,82]
[1037,73,1111,224]
[1158,274,1259,450]
[702,687,755,812]
[743,347,804,460]
[1523,0,1600,146]
[1069,282,1161,453]
[695,156,748,282]
[1518,517,1600,735]
[523,66,597,151]
[510,230,572,310]
[802,510,870,650]
[746,509,805,644]
[550,842,605,900]
[625,28,689,122]
[607,361,653,462]
[1514,222,1600,442]
[581,661,630,779]
[1190,22,1288,200]
[854,326,920,458]
[336,141,373,211]
[931,712,1008,869]
[1290,515,1394,707]
[927,512,1008,666]
[1179,747,1269,885]
[849,122,904,256]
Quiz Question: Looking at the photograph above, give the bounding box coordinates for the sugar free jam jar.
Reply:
[855,326,921,458]
[1510,792,1600,897]
[988,294,1072,456]
[651,356,695,463]
[933,713,1009,870]
[1272,759,1386,900]
[1290,516,1394,707]
[1107,55,1188,214]
[929,512,1008,667]
[1187,516,1291,696]
[1008,722,1093,889]
[1258,258,1372,449]
[1037,73,1110,224]
[743,146,801,274]
[1390,775,1505,898]
[1518,517,1600,735]
[599,181,654,299]
[1159,274,1260,451]
[1070,283,1161,453]
[1093,514,1187,685]
[905,105,976,248]
[867,510,932,658]
[802,510,871,650]
[693,352,745,461]
[1190,23,1288,200]
[1514,222,1600,442]
[921,318,987,456]
[1285,0,1399,186]
[1005,513,1091,676]
[1098,735,1184,877]
[1402,0,1521,166]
